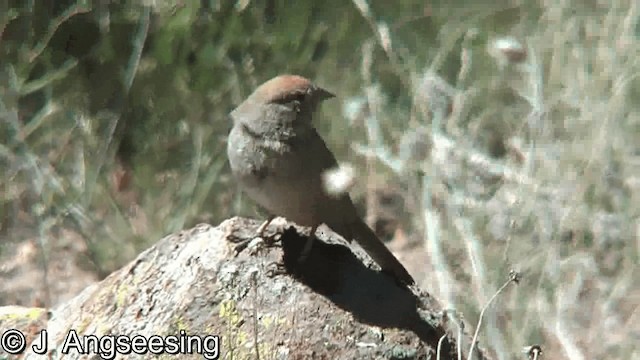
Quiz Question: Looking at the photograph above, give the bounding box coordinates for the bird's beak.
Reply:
[315,87,335,101]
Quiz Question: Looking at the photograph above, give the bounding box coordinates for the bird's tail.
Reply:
[350,219,415,285]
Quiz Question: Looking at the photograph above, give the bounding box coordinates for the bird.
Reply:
[226,74,414,285]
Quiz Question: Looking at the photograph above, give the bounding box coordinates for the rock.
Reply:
[1,217,490,360]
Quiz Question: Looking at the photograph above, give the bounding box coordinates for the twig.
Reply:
[28,2,91,62]
[436,334,447,360]
[83,5,150,208]
[0,7,19,43]
[250,268,261,360]
[19,59,78,96]
[468,270,520,359]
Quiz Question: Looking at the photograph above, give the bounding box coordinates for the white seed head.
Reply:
[322,163,356,197]
[489,36,527,65]
[416,72,455,117]
[399,125,432,169]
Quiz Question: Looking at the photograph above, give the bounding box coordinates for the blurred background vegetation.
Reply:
[1,0,639,358]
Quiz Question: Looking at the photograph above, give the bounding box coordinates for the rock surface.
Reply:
[1,217,490,359]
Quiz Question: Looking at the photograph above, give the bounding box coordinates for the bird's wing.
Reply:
[304,127,362,228]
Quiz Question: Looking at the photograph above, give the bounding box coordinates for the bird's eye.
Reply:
[289,93,307,103]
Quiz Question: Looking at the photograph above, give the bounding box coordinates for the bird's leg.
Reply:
[256,215,276,238]
[234,215,276,255]
[298,225,318,263]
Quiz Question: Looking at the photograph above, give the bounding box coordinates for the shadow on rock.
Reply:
[279,226,453,355]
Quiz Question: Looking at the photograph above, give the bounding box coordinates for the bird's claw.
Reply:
[234,231,281,257]
[266,262,287,278]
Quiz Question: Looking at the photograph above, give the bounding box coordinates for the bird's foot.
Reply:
[233,237,263,255]
[233,217,279,256]
[266,262,287,278]
[257,215,276,238]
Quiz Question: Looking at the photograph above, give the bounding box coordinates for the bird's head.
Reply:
[231,75,335,129]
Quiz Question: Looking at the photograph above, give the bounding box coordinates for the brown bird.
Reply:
[227,75,414,285]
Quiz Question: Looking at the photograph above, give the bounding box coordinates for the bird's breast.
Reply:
[227,124,320,226]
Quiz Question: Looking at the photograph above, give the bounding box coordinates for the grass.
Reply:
[1,0,639,358]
